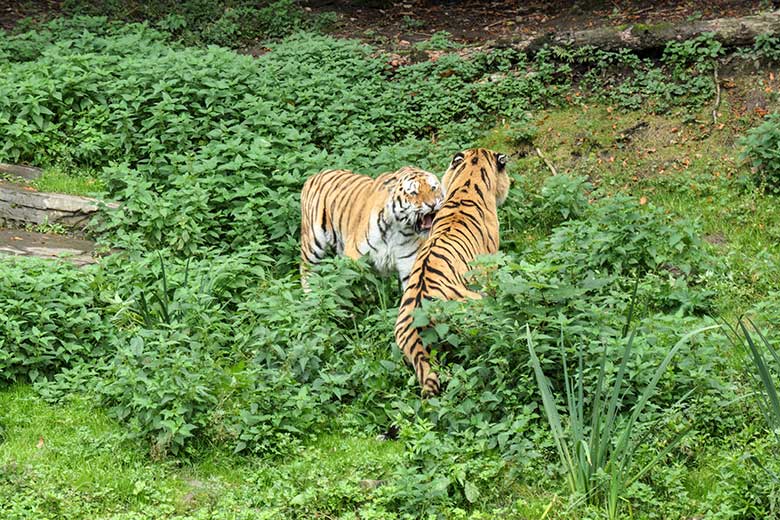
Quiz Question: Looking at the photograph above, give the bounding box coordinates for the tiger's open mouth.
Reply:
[414,212,436,235]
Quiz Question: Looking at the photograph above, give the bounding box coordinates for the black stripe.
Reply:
[474,183,486,204]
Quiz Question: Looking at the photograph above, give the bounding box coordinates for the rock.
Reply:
[0,163,42,181]
[0,230,98,266]
[0,182,119,229]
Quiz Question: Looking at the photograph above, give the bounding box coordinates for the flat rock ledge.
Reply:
[0,181,118,228]
[0,230,97,266]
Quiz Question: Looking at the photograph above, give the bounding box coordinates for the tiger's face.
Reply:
[389,167,444,236]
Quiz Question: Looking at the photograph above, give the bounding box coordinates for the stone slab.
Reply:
[0,229,97,266]
[0,163,43,181]
[0,181,118,228]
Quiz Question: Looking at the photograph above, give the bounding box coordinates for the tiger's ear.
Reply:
[451,152,465,167]
[496,153,508,170]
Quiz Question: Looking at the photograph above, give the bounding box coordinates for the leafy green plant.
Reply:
[401,16,425,31]
[101,329,222,457]
[61,0,330,47]
[25,217,68,235]
[545,194,707,278]
[537,174,591,225]
[735,32,780,64]
[740,113,780,193]
[0,259,110,384]
[415,31,462,51]
[527,320,718,518]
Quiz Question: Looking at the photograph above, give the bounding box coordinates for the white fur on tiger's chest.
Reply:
[358,211,422,287]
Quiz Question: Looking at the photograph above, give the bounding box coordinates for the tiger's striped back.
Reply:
[394,149,510,396]
[300,167,443,290]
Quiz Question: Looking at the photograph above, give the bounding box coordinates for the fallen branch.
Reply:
[494,10,780,54]
[712,64,721,125]
[535,147,558,176]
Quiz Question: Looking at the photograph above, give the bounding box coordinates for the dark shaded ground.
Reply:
[0,0,60,30]
[2,1,770,42]
[305,0,769,45]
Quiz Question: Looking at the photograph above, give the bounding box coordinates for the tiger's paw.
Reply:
[421,373,441,398]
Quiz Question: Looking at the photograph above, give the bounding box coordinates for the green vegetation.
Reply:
[1,11,779,519]
[58,0,336,48]
[741,113,780,193]
[30,166,105,195]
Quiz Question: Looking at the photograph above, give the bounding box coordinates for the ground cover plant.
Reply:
[1,9,780,519]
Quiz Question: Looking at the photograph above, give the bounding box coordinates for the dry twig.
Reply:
[712,64,721,125]
[535,147,558,176]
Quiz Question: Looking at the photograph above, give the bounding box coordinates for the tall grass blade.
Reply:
[739,318,780,441]
[526,325,577,494]
[138,290,153,328]
[621,278,639,339]
[598,330,636,475]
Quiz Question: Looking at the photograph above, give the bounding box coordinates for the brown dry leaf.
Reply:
[639,196,648,205]
[37,436,44,449]
[770,72,775,81]
[12,236,22,241]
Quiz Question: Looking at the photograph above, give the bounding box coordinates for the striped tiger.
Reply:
[300,166,444,290]
[394,149,510,396]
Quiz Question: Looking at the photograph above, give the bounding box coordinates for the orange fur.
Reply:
[300,166,443,290]
[393,149,510,396]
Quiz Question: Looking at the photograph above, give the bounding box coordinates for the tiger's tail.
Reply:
[299,177,328,293]
[394,297,440,397]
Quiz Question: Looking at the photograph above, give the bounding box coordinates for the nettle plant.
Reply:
[741,113,780,194]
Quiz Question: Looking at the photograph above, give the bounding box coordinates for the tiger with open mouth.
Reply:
[300,166,444,290]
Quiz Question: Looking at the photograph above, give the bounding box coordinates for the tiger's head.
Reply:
[388,167,444,236]
[442,149,511,206]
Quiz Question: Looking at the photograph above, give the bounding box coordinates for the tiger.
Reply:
[393,149,511,397]
[299,166,444,291]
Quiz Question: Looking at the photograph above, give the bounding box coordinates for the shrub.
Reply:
[537,174,591,225]
[740,113,780,193]
[0,258,109,384]
[60,0,327,47]
[545,194,706,277]
[100,328,222,457]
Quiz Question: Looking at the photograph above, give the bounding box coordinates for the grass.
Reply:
[1,165,105,196]
[30,167,105,196]
[0,385,574,518]
[484,83,780,323]
[0,385,419,519]
[527,320,720,519]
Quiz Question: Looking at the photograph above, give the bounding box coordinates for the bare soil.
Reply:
[305,0,769,47]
